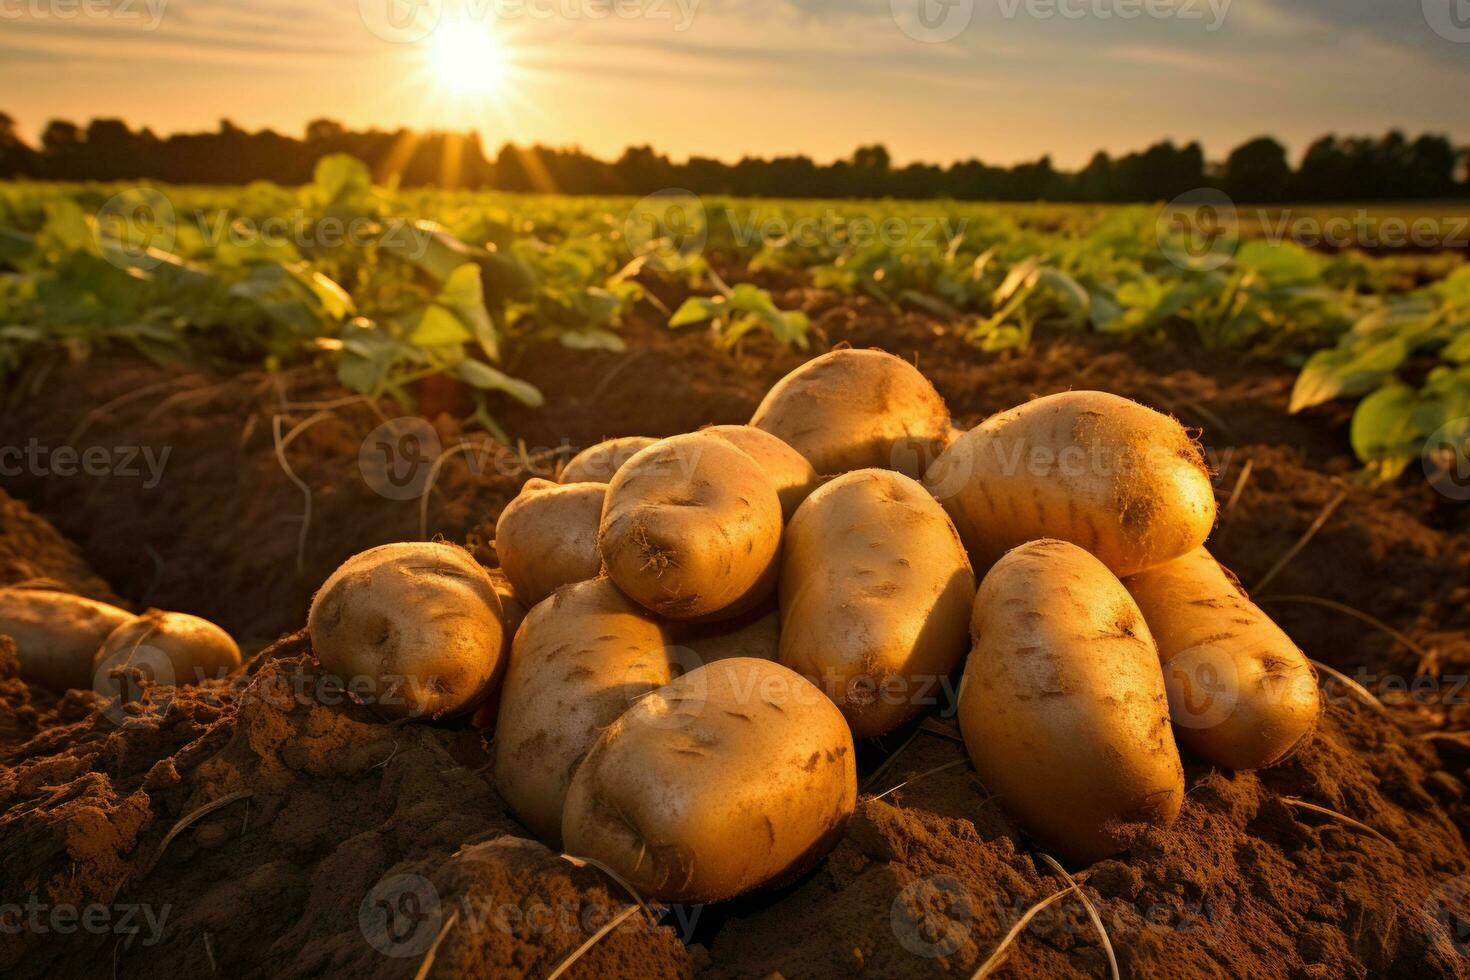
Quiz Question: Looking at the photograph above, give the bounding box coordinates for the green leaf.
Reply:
[1289,338,1409,414]
[560,328,626,352]
[1444,328,1470,364]
[669,296,724,328]
[409,304,474,347]
[450,359,544,406]
[313,154,372,202]
[436,262,500,362]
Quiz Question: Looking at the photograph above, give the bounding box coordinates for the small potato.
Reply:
[562,657,856,903]
[750,348,952,478]
[701,425,821,520]
[307,542,505,720]
[925,391,1216,577]
[1125,547,1320,771]
[0,588,135,692]
[779,470,975,738]
[495,480,606,606]
[494,578,676,845]
[93,610,242,688]
[561,436,659,484]
[959,539,1184,864]
[600,433,783,621]
[670,606,780,667]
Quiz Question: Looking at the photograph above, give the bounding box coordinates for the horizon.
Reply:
[3,0,1469,171]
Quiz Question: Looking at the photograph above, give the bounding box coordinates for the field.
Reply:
[2,162,1470,978]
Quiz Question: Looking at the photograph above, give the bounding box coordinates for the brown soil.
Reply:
[0,488,122,603]
[2,275,1469,978]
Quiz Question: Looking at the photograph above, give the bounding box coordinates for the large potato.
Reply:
[307,542,505,720]
[779,470,975,738]
[562,657,856,903]
[561,436,658,484]
[925,391,1215,578]
[93,611,241,688]
[958,539,1184,864]
[0,589,135,692]
[1126,547,1320,771]
[493,578,676,845]
[494,479,606,606]
[600,433,783,621]
[702,425,820,520]
[751,348,952,478]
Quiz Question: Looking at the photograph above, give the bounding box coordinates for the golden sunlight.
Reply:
[427,22,509,97]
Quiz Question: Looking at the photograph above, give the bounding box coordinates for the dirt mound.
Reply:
[0,488,121,603]
[0,634,693,979]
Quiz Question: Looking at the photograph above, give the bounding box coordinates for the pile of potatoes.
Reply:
[1,590,242,694]
[290,347,1319,897]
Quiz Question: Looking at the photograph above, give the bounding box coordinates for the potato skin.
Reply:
[0,589,135,692]
[958,539,1184,864]
[561,436,658,484]
[93,610,242,687]
[493,578,676,846]
[307,542,505,720]
[925,391,1216,578]
[495,481,607,606]
[1125,548,1320,771]
[562,657,856,903]
[779,470,975,738]
[600,433,783,621]
[750,349,952,478]
[701,425,820,520]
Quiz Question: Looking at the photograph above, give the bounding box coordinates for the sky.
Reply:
[1,0,1467,169]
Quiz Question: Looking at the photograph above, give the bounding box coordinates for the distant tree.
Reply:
[1224,136,1291,202]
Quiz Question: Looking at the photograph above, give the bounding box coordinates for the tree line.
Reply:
[1,113,1465,203]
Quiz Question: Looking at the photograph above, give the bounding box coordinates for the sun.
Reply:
[427,22,509,96]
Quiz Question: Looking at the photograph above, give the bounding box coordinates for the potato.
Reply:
[958,539,1184,864]
[494,480,606,606]
[307,542,505,720]
[93,610,242,688]
[750,348,952,478]
[925,391,1216,577]
[600,433,783,621]
[701,425,820,520]
[670,606,780,667]
[1125,547,1320,771]
[562,657,856,903]
[779,470,975,737]
[493,578,676,845]
[0,588,135,692]
[561,436,658,484]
